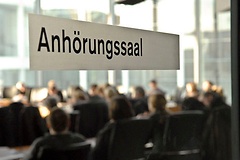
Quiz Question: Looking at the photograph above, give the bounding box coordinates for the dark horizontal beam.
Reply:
[115,0,145,5]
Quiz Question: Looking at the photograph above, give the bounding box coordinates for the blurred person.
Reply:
[12,82,29,105]
[185,82,199,99]
[211,85,226,102]
[88,84,98,97]
[90,95,134,160]
[201,91,231,160]
[129,86,148,116]
[147,93,169,157]
[177,82,200,105]
[38,96,58,118]
[24,108,86,160]
[201,91,229,109]
[47,80,64,102]
[88,83,104,101]
[148,79,166,96]
[103,86,119,103]
[201,80,214,93]
[95,83,111,99]
[16,81,27,95]
[70,87,89,105]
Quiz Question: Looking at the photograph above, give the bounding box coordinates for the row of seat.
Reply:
[37,110,205,160]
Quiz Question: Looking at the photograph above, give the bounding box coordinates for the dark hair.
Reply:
[150,80,157,84]
[109,95,134,121]
[134,86,145,97]
[47,108,69,133]
[203,91,225,108]
[206,80,214,86]
[90,84,98,89]
[43,96,58,110]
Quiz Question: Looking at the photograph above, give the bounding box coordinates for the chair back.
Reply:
[37,142,91,160]
[162,110,205,155]
[108,118,153,160]
[2,86,17,99]
[69,110,80,133]
[0,103,25,147]
[20,106,47,145]
[74,100,109,138]
[0,107,13,146]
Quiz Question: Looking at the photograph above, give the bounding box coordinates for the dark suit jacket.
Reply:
[149,111,168,153]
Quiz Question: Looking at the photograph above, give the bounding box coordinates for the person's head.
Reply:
[201,91,215,107]
[71,87,88,103]
[186,82,198,92]
[148,93,167,113]
[109,95,134,121]
[131,86,145,99]
[46,108,70,134]
[104,86,119,101]
[47,80,59,95]
[202,80,213,92]
[43,96,58,110]
[149,80,158,89]
[48,80,56,88]
[201,91,225,108]
[88,83,98,96]
[16,81,26,94]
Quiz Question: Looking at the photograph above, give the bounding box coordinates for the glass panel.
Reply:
[42,71,80,89]
[200,0,214,32]
[184,49,194,83]
[87,70,108,87]
[0,70,19,86]
[0,6,17,56]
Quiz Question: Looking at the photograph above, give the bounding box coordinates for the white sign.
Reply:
[29,14,179,70]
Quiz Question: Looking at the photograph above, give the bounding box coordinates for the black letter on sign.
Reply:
[63,30,71,53]
[37,27,50,52]
[73,33,81,54]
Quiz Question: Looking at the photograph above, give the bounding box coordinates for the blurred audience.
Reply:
[0,79,231,160]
